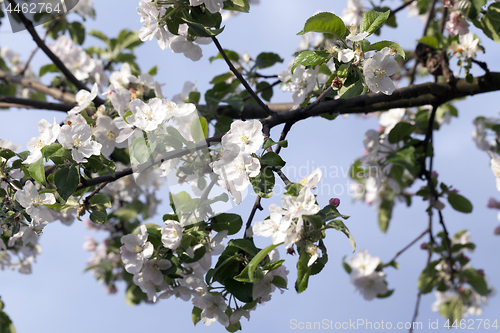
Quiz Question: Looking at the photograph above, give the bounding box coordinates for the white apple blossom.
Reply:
[379,108,406,134]
[172,81,198,104]
[279,64,318,108]
[221,119,264,155]
[253,204,290,245]
[169,25,212,61]
[342,0,364,26]
[299,168,322,189]
[346,24,369,42]
[128,98,169,131]
[159,220,183,250]
[120,225,154,274]
[137,0,171,50]
[348,249,381,278]
[452,32,480,59]
[68,83,99,115]
[192,293,229,327]
[490,155,500,191]
[190,0,224,13]
[211,144,260,205]
[348,249,388,300]
[363,47,399,95]
[21,218,48,246]
[109,63,136,90]
[14,180,55,220]
[24,118,61,164]
[94,115,127,157]
[59,123,102,163]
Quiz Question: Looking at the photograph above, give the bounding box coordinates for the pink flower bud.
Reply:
[420,242,427,250]
[477,269,485,276]
[432,171,439,178]
[450,189,459,194]
[494,225,500,236]
[329,198,341,207]
[487,198,500,209]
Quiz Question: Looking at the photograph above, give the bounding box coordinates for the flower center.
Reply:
[107,131,116,140]
[34,138,44,149]
[373,69,387,79]
[240,134,250,145]
[33,195,44,206]
[73,137,83,148]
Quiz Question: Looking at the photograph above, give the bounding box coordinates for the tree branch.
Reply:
[211,36,275,116]
[5,0,104,106]
[75,134,224,191]
[0,68,77,104]
[0,95,74,112]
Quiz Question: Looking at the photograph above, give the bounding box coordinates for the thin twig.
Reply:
[211,36,275,116]
[389,227,430,263]
[244,197,264,238]
[20,18,61,75]
[242,79,281,102]
[0,94,74,112]
[409,249,432,333]
[6,0,104,106]
[270,166,291,185]
[389,0,416,18]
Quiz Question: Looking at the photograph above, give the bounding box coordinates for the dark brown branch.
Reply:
[259,73,500,129]
[0,95,74,112]
[75,134,224,191]
[211,36,275,116]
[389,0,416,18]
[6,0,104,106]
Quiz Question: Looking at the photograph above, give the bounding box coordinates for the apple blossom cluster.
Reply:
[253,169,322,250]
[49,35,106,85]
[428,231,496,320]
[210,119,263,204]
[345,249,389,300]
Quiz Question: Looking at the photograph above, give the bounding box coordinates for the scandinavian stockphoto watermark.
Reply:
[2,0,79,33]
[289,318,499,330]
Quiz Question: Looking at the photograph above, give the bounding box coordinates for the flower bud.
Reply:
[331,77,343,89]
[494,225,500,236]
[420,242,428,250]
[329,198,340,207]
[477,269,485,276]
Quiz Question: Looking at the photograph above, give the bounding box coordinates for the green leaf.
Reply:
[388,122,416,143]
[376,289,394,298]
[89,193,112,209]
[475,3,500,43]
[462,269,489,296]
[0,149,16,161]
[447,193,473,213]
[39,64,59,77]
[224,278,253,303]
[468,0,487,20]
[297,12,346,38]
[378,199,394,233]
[248,244,279,282]
[100,154,116,177]
[0,311,16,333]
[89,30,109,44]
[90,210,108,224]
[418,36,439,49]
[250,167,275,198]
[295,251,312,293]
[386,146,417,170]
[338,79,364,99]
[367,40,406,59]
[27,157,46,186]
[209,49,240,63]
[360,10,391,37]
[260,152,286,168]
[326,220,356,252]
[228,238,259,256]
[181,17,224,37]
[190,117,208,141]
[54,166,80,201]
[272,275,288,289]
[418,261,440,294]
[223,0,250,13]
[211,213,243,235]
[148,66,158,76]
[255,52,283,69]
[68,21,86,45]
[125,284,147,306]
[291,50,330,73]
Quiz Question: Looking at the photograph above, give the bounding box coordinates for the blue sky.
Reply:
[0,1,499,332]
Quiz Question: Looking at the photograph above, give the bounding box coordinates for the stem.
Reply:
[389,0,416,18]
[211,36,275,116]
[6,0,104,106]
[409,249,432,333]
[389,227,430,263]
